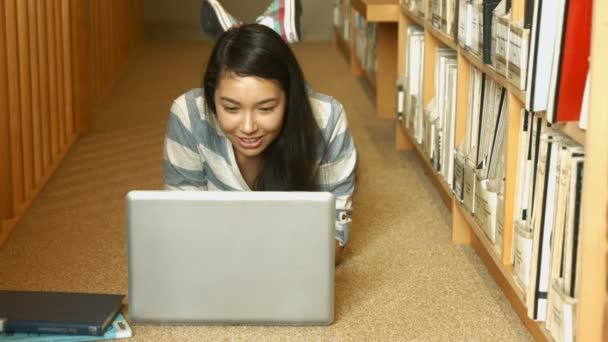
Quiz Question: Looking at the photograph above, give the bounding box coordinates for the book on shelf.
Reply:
[430,0,443,31]
[525,0,561,112]
[545,141,584,330]
[403,25,425,144]
[0,291,125,336]
[523,0,534,28]
[513,220,534,291]
[0,313,132,342]
[548,278,576,342]
[527,131,561,321]
[578,71,590,130]
[434,47,457,185]
[458,0,473,49]
[470,1,483,56]
[524,127,585,323]
[507,20,530,90]
[416,0,426,16]
[493,13,510,75]
[453,147,466,202]
[482,0,506,64]
[546,0,592,123]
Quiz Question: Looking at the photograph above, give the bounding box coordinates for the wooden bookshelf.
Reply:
[351,0,399,119]
[387,0,606,340]
[333,27,350,62]
[576,0,608,339]
[352,0,400,22]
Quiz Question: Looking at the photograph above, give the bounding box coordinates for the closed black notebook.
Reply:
[0,291,124,336]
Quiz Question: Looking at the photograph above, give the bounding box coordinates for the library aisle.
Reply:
[0,40,532,340]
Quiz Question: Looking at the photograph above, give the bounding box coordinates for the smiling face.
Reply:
[214,72,286,166]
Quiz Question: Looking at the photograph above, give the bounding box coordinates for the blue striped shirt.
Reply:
[163,88,357,246]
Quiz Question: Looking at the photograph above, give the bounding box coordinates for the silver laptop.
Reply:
[126,190,335,326]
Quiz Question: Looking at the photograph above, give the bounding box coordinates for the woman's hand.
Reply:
[335,240,343,266]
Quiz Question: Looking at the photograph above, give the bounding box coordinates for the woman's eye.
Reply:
[259,107,274,113]
[224,107,239,113]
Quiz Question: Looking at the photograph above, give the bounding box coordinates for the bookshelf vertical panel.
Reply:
[452,200,472,245]
[502,94,522,265]
[395,12,415,151]
[376,23,398,119]
[577,0,608,338]
[422,31,438,106]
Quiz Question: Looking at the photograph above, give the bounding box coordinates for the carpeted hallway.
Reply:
[0,40,532,341]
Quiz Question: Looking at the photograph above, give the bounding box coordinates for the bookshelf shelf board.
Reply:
[454,202,553,342]
[459,48,514,96]
[553,122,586,145]
[352,0,400,22]
[508,84,526,105]
[334,27,351,62]
[398,123,454,210]
[400,4,425,27]
[426,22,458,51]
[530,112,586,145]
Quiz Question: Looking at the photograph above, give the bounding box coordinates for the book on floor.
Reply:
[0,290,125,336]
[0,313,132,342]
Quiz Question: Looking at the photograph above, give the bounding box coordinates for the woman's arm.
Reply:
[163,99,208,190]
[318,100,357,261]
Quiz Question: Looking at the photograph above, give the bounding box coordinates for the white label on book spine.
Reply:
[514,222,533,291]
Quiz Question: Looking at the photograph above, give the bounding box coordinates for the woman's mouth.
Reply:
[238,136,263,149]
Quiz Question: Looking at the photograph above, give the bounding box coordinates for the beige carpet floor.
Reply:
[0,40,532,341]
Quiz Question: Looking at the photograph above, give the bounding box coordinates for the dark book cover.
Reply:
[482,0,503,64]
[524,0,534,29]
[0,291,124,336]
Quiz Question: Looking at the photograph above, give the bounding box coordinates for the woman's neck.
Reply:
[235,153,263,190]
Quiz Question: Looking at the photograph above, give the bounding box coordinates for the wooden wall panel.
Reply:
[5,0,25,205]
[0,0,13,220]
[16,0,34,195]
[1,0,143,245]
[36,0,51,172]
[27,0,43,185]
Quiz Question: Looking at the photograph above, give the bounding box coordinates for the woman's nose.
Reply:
[240,113,258,134]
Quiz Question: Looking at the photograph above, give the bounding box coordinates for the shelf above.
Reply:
[400,3,425,27]
[459,48,526,104]
[426,22,458,51]
[352,0,400,22]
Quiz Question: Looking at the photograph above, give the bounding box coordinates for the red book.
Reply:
[553,0,592,122]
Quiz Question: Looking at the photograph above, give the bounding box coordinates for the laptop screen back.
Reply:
[126,191,335,325]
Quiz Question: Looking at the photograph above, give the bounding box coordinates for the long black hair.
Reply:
[203,24,321,191]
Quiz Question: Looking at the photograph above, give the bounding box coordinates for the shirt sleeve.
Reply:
[318,102,357,247]
[163,100,208,191]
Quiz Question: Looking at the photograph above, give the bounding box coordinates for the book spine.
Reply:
[3,321,103,336]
